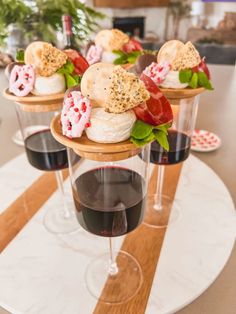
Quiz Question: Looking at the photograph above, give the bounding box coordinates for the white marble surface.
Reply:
[0,154,41,213]
[0,154,235,314]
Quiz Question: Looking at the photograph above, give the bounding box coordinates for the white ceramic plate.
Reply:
[191,129,221,152]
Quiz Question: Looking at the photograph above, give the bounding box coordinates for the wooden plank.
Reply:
[94,0,169,8]
[93,163,183,314]
[0,170,68,252]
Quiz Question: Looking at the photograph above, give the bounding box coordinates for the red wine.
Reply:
[73,167,145,237]
[62,15,79,50]
[151,130,191,165]
[25,129,68,171]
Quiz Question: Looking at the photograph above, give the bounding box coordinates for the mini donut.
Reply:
[9,64,35,96]
[61,91,92,138]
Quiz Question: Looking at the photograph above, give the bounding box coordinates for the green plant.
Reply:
[0,0,105,47]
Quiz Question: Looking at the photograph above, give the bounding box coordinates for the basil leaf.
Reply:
[198,71,214,90]
[131,120,153,139]
[112,50,126,57]
[189,72,198,89]
[127,56,138,64]
[153,130,169,151]
[113,56,127,65]
[179,69,193,83]
[65,74,78,88]
[73,75,82,85]
[16,49,24,63]
[131,132,155,147]
[154,122,172,135]
[57,60,74,75]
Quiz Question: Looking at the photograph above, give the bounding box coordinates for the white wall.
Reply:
[204,2,236,28]
[87,0,167,41]
[86,0,236,41]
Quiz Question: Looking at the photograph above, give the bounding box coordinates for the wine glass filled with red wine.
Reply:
[145,94,200,228]
[15,106,80,234]
[67,144,150,304]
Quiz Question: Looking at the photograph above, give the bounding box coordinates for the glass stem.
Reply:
[55,170,71,219]
[108,237,118,276]
[154,165,165,211]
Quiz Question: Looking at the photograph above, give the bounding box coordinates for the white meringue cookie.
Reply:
[160,70,188,89]
[86,108,136,143]
[31,73,66,95]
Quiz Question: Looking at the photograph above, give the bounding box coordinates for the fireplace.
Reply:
[113,17,145,39]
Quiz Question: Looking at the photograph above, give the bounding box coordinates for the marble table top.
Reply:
[0,153,235,314]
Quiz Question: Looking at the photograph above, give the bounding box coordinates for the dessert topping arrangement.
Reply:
[61,62,173,150]
[7,41,89,97]
[141,40,214,90]
[85,28,144,66]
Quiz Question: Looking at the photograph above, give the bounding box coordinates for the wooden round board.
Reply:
[160,87,205,99]
[3,88,64,112]
[50,115,141,162]
[3,88,64,103]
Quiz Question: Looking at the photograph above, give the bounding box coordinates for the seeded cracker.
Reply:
[172,41,201,71]
[105,66,150,114]
[39,43,68,77]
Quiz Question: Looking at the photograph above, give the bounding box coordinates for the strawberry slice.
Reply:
[133,74,173,126]
[64,49,89,75]
[122,38,143,53]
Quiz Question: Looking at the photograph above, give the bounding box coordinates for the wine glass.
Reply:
[67,145,150,303]
[15,105,80,234]
[144,92,201,228]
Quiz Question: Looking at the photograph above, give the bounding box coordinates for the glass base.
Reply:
[144,194,179,228]
[86,250,143,304]
[43,202,80,235]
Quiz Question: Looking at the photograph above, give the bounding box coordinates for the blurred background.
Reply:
[0,0,236,67]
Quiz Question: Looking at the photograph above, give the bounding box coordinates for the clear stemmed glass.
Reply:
[15,106,80,234]
[144,92,201,228]
[67,144,150,304]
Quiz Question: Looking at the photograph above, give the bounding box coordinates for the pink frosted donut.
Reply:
[143,61,171,85]
[61,91,92,138]
[9,65,35,96]
[86,45,103,65]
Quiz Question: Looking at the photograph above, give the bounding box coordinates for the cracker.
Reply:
[172,41,201,71]
[105,66,149,113]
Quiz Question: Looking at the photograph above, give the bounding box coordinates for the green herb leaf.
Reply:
[131,120,153,140]
[189,72,198,89]
[153,130,169,151]
[113,57,127,65]
[198,71,214,90]
[179,69,193,83]
[113,50,142,65]
[131,132,155,147]
[16,49,24,63]
[65,74,78,88]
[112,50,126,57]
[154,122,172,135]
[57,60,74,75]
[73,75,82,85]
